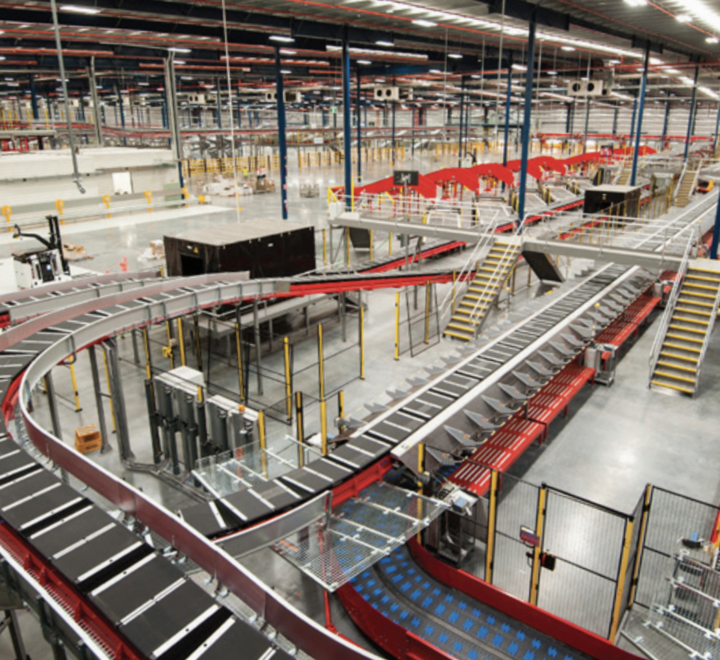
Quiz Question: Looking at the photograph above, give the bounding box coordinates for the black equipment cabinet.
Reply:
[164,220,315,278]
[583,184,642,217]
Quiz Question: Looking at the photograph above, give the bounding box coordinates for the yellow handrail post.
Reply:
[485,469,499,583]
[322,228,327,266]
[164,320,174,369]
[68,355,82,412]
[234,322,244,401]
[320,398,328,456]
[257,410,268,478]
[609,518,635,642]
[394,292,400,361]
[55,199,65,224]
[101,347,117,434]
[359,304,365,380]
[145,190,153,212]
[284,337,292,422]
[424,281,431,344]
[177,317,186,367]
[2,205,12,233]
[628,485,652,606]
[337,390,345,433]
[529,485,547,606]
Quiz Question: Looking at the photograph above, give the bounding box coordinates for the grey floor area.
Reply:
[7,154,720,659]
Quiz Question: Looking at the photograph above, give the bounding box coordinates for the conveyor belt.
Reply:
[349,545,591,660]
[0,423,292,660]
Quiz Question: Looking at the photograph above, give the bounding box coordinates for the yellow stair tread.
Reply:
[447,322,474,331]
[672,315,709,326]
[650,380,694,394]
[678,297,714,307]
[659,351,699,363]
[654,370,696,384]
[686,274,720,283]
[656,361,698,373]
[683,282,717,291]
[666,333,704,344]
[662,341,701,353]
[444,330,473,340]
[668,324,707,335]
[688,266,720,275]
[675,307,712,317]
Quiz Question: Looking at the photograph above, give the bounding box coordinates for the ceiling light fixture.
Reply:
[280,69,292,74]
[376,40,394,47]
[270,35,295,43]
[174,60,186,65]
[168,47,191,53]
[280,49,297,55]
[412,19,437,27]
[623,0,647,6]
[448,53,463,59]
[707,37,719,43]
[59,5,101,14]
[561,46,575,51]
[357,60,372,64]
[676,13,692,22]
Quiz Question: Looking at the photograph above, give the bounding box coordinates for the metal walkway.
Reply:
[349,545,591,660]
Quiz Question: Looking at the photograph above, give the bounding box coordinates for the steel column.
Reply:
[29,74,39,121]
[503,54,513,167]
[391,101,396,164]
[684,66,700,160]
[342,37,353,210]
[88,58,103,147]
[713,98,720,156]
[356,68,362,183]
[629,97,637,141]
[88,345,110,454]
[274,47,289,219]
[710,192,720,259]
[457,77,465,167]
[517,10,537,224]
[163,57,184,188]
[216,77,222,129]
[612,106,619,137]
[661,101,671,148]
[631,43,651,186]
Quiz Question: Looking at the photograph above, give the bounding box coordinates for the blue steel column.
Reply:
[661,100,671,147]
[684,66,699,160]
[516,10,537,224]
[356,68,362,183]
[629,96,637,141]
[503,54,513,166]
[274,47,289,219]
[342,37,352,210]
[612,106,619,137]
[216,78,222,129]
[713,99,720,156]
[391,100,396,164]
[630,43,651,186]
[457,78,465,167]
[29,74,40,121]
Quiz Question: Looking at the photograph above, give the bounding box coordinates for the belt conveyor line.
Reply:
[0,193,710,660]
[0,425,293,660]
[345,544,591,660]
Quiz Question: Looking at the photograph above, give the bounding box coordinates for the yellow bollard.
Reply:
[145,190,153,212]
[102,194,111,219]
[1,205,11,233]
[182,186,190,208]
[55,199,65,224]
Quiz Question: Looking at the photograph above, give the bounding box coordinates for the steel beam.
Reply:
[684,66,699,161]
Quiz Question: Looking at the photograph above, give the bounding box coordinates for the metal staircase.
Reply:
[616,168,632,185]
[443,237,521,341]
[650,259,720,395]
[674,163,700,208]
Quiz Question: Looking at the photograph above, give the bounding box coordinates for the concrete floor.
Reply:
[10,152,720,659]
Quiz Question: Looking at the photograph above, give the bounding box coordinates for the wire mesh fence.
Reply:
[397,284,441,358]
[537,489,629,638]
[634,487,720,609]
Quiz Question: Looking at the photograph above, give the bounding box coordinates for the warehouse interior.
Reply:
[1,1,720,660]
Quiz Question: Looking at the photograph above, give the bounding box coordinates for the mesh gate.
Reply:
[537,490,629,638]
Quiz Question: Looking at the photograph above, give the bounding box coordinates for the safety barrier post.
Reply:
[416,443,425,544]
[322,229,327,266]
[320,398,328,456]
[164,320,174,369]
[485,469,499,583]
[142,327,153,380]
[258,410,268,478]
[369,229,374,261]
[295,391,304,446]
[101,346,117,433]
[345,226,351,266]
[529,485,547,606]
[145,190,153,212]
[102,195,111,218]
[452,270,457,313]
[177,317,186,367]
[68,355,82,412]
[284,337,292,422]
[389,232,393,256]
[337,390,345,433]
[424,281,431,344]
[234,321,244,401]
[55,199,65,224]
[182,186,190,209]
[359,304,365,380]
[1,205,11,232]
[394,292,400,361]
[609,517,635,642]
[628,484,652,606]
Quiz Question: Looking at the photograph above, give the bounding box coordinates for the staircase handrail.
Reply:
[647,228,696,384]
[462,212,529,339]
[673,160,689,200]
[694,264,720,388]
[437,212,501,323]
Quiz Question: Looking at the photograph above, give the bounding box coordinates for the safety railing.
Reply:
[453,215,527,339]
[694,268,720,388]
[437,221,499,327]
[647,227,697,384]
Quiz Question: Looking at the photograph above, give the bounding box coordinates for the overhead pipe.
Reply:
[49,0,85,194]
[341,35,352,210]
